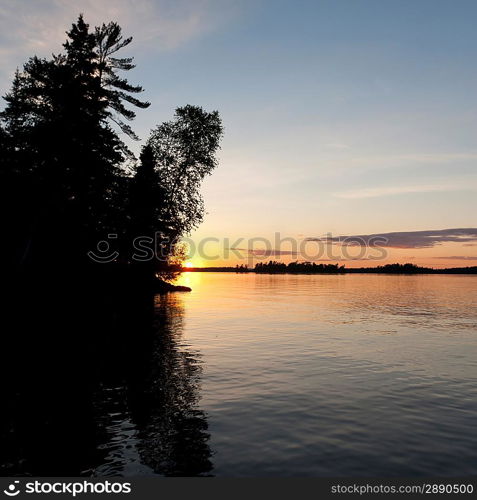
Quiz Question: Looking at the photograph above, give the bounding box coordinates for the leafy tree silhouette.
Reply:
[133,105,223,281]
[146,105,223,238]
[0,15,222,288]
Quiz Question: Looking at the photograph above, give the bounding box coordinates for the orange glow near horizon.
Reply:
[180,240,477,269]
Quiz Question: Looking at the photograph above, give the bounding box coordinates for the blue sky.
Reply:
[1,0,477,265]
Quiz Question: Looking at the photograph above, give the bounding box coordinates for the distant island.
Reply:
[184,262,477,274]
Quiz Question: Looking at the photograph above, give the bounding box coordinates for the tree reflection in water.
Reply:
[1,275,213,477]
[94,293,213,477]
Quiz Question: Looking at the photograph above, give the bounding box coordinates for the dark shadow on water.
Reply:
[0,271,213,476]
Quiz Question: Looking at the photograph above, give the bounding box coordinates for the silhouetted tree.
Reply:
[129,105,223,280]
[130,145,162,237]
[147,105,223,239]
[94,19,150,146]
[0,14,221,478]
[1,14,222,289]
[0,15,149,270]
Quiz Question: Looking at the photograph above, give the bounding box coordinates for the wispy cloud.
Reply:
[321,153,477,178]
[0,0,236,89]
[334,179,477,199]
[314,257,373,262]
[432,255,477,261]
[324,142,350,150]
[306,228,477,249]
[229,248,299,257]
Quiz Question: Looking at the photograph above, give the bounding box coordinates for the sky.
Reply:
[1,0,477,267]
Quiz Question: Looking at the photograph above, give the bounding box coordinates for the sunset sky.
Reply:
[1,0,476,267]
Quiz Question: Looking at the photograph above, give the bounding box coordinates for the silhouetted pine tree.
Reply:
[95,20,150,144]
[130,145,162,238]
[0,15,149,271]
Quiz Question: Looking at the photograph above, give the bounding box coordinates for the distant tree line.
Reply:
[254,261,344,273]
[187,262,477,274]
[347,263,477,274]
[346,263,427,273]
[0,15,222,285]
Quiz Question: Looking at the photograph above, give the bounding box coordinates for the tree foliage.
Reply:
[146,105,223,239]
[0,15,150,268]
[0,15,222,285]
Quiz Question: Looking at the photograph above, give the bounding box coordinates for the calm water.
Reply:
[3,273,477,476]
[96,273,477,476]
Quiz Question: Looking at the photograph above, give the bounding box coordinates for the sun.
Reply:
[183,262,194,268]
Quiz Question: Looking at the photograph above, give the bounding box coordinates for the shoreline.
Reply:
[182,267,477,275]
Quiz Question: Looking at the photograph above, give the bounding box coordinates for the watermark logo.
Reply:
[1,481,131,497]
[87,234,119,263]
[3,481,20,497]
[87,232,389,266]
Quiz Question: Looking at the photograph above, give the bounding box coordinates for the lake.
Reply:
[93,272,477,477]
